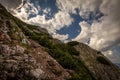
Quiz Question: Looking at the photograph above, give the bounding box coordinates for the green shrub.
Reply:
[58,54,76,69]
[52,67,62,75]
[69,73,81,80]
[67,41,79,46]
[68,46,79,55]
[97,56,110,65]
[55,43,79,55]
[48,48,65,59]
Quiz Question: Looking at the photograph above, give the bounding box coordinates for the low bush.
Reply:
[67,41,79,46]
[97,56,110,65]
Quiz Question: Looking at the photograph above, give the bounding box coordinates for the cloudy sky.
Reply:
[0,0,120,65]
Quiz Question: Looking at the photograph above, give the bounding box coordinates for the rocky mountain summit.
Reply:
[0,3,120,80]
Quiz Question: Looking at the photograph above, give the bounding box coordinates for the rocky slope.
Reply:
[73,42,120,80]
[0,3,120,80]
[0,4,70,80]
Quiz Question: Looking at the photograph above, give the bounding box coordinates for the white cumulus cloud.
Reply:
[72,21,91,43]
[52,33,69,41]
[12,0,73,41]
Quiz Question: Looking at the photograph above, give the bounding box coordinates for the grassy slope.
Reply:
[0,4,94,80]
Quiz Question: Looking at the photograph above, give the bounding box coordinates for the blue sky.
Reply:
[25,0,104,41]
[31,0,59,20]
[57,13,82,40]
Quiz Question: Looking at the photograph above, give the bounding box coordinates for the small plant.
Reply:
[68,46,79,55]
[97,56,110,65]
[69,73,81,80]
[67,41,79,46]
[47,60,55,66]
[52,67,62,75]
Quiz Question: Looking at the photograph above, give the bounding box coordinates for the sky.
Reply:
[0,0,120,65]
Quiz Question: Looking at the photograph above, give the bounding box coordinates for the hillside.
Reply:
[68,42,120,80]
[0,3,120,80]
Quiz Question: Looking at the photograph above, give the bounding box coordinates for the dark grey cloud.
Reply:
[0,0,22,9]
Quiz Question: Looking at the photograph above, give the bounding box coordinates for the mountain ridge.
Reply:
[73,42,120,80]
